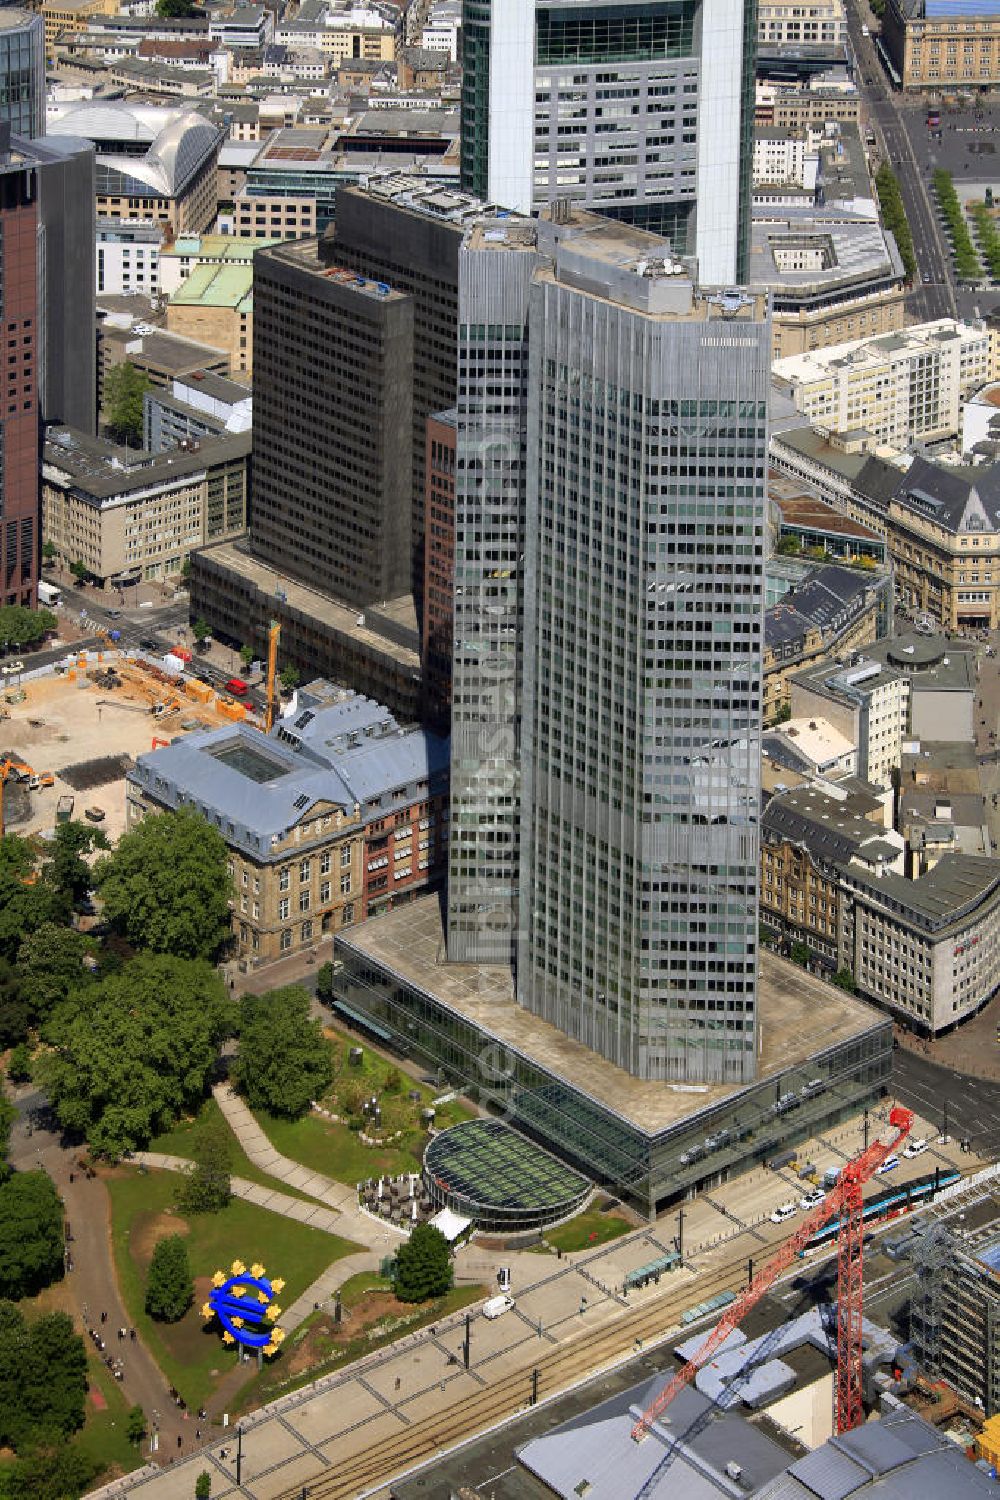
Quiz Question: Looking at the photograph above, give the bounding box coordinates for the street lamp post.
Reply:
[236,1424,243,1485]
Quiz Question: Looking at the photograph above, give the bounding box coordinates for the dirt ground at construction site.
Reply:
[1,663,238,842]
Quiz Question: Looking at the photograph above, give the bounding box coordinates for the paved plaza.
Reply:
[90,1101,976,1500]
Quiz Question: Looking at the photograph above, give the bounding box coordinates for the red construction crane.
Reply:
[631,1103,914,1444]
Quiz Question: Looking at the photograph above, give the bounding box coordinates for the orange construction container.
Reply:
[184,679,212,704]
[216,698,247,722]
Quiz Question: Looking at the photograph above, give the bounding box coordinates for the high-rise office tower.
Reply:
[33,132,96,433]
[251,239,414,610]
[460,0,756,284]
[0,11,43,140]
[327,177,502,614]
[0,121,39,607]
[448,210,769,1084]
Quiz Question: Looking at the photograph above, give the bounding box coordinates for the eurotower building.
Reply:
[448,209,769,1084]
[459,0,756,283]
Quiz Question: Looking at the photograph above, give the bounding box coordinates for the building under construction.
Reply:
[910,1192,1000,1417]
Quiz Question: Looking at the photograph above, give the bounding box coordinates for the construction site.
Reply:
[0,646,256,842]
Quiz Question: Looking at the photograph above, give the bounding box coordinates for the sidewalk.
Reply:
[130,1153,380,1331]
[211,1084,408,1249]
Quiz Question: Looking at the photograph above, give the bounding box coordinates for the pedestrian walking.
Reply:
[394,1377,401,1391]
[176,1435,182,1451]
[130,1328,136,1342]
[100,1311,107,1324]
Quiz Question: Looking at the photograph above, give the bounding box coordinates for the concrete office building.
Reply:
[326,175,508,610]
[459,0,756,283]
[0,123,40,607]
[248,238,413,610]
[423,408,456,729]
[883,0,1000,90]
[32,131,96,434]
[0,12,44,140]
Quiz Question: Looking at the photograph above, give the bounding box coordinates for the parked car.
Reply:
[225,677,249,697]
[875,1154,899,1176]
[799,1188,825,1211]
[770,1203,797,1225]
[139,637,161,653]
[903,1138,928,1159]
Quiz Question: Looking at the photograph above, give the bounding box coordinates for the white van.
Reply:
[770,1203,797,1225]
[876,1154,899,1176]
[483,1294,515,1320]
[904,1138,928,1159]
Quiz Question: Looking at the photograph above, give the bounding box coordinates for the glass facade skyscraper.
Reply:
[0,11,44,141]
[448,211,770,1084]
[459,0,757,284]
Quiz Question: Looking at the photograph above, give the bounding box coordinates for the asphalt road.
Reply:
[847,0,957,323]
[892,1047,1000,1155]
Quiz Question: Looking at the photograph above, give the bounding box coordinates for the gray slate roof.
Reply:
[893,453,1000,535]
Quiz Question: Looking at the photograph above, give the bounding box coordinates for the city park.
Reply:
[0,804,628,1497]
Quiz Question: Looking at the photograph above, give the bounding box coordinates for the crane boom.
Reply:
[631,1104,914,1443]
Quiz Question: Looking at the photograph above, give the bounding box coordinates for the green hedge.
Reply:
[933,169,982,281]
[875,164,916,281]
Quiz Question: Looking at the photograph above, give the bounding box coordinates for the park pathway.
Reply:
[211,1084,406,1249]
[131,1154,382,1331]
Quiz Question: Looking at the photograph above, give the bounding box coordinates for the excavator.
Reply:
[0,757,55,838]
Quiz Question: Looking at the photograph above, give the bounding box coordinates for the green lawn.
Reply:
[256,1107,424,1185]
[107,1167,358,1409]
[251,1024,475,1188]
[148,1096,315,1203]
[544,1210,632,1254]
[75,1355,145,1482]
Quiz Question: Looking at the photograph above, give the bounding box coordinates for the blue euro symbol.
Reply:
[208,1273,276,1348]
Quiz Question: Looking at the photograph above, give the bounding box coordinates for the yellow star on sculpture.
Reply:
[201,1302,212,1320]
[231,1285,246,1298]
[212,1270,226,1288]
[271,1279,285,1294]
[251,1262,266,1278]
[271,1327,286,1344]
[231,1259,246,1276]
[265,1304,281,1321]
[263,1342,277,1357]
[258,1291,269,1304]
[222,1330,235,1345]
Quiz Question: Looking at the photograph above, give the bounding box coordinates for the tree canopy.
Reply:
[0,1303,88,1452]
[46,821,109,905]
[0,1085,14,1174]
[394,1223,452,1303]
[235,986,333,1118]
[0,1171,64,1301]
[156,0,200,16]
[145,1235,192,1322]
[0,837,69,964]
[0,606,57,650]
[17,924,96,1036]
[94,806,232,961]
[35,953,232,1159]
[102,361,151,445]
[176,1111,231,1214]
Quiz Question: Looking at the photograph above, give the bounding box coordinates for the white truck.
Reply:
[482,1294,515,1320]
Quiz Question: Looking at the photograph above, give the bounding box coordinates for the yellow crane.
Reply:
[265,621,281,734]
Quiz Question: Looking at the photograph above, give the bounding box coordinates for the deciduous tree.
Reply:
[17,924,95,1035]
[46,820,109,904]
[94,806,232,961]
[103,361,150,445]
[0,1171,65,1299]
[176,1111,232,1214]
[35,953,232,1159]
[145,1235,192,1322]
[393,1223,452,1303]
[0,837,69,963]
[235,986,333,1118]
[0,605,57,649]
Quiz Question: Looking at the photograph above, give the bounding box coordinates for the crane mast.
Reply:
[631,1104,914,1443]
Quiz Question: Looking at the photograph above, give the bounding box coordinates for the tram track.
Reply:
[274,1256,748,1500]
